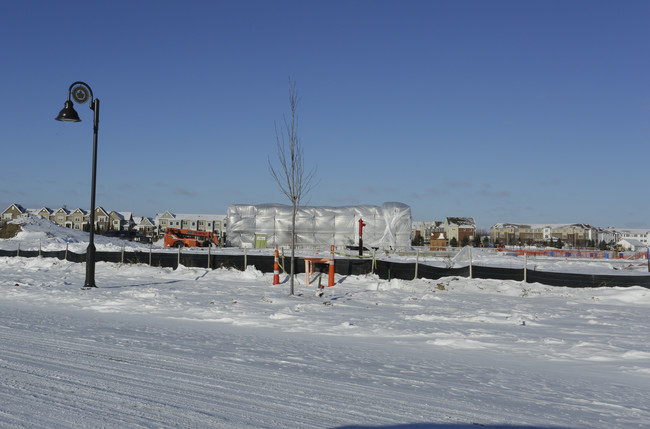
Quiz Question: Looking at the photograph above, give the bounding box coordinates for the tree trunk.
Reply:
[289,200,297,295]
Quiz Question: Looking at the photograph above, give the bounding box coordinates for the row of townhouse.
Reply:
[487,222,650,248]
[492,223,650,250]
[490,223,599,247]
[1,203,153,235]
[412,217,477,249]
[413,219,650,250]
[155,211,227,240]
[1,204,226,240]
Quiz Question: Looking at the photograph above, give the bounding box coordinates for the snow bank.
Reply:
[2,215,151,252]
[1,252,649,427]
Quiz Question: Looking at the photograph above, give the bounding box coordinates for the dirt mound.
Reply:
[0,223,22,239]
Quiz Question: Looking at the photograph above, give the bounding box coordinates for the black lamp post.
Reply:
[55,81,99,289]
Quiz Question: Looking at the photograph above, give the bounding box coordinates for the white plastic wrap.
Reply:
[226,202,411,249]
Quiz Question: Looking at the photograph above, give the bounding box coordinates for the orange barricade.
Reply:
[304,257,335,287]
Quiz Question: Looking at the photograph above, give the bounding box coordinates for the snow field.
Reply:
[1,216,650,427]
[1,256,649,427]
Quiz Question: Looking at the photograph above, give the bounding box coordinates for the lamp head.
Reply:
[55,100,81,122]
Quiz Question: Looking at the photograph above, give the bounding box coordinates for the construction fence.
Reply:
[2,248,649,289]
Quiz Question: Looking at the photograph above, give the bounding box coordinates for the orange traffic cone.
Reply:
[328,245,335,287]
[273,245,280,285]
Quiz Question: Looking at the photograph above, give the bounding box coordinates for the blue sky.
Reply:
[1,0,648,230]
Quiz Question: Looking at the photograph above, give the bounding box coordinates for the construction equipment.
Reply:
[163,228,219,248]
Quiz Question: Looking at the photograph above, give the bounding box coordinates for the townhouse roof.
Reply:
[133,216,154,225]
[3,203,26,213]
[492,222,595,230]
[111,211,133,220]
[163,213,226,221]
[446,217,476,227]
[616,228,650,235]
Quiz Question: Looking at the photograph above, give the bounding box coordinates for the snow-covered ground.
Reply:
[1,217,649,428]
[0,216,156,253]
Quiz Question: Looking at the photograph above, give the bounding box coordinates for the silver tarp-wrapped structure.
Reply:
[226,202,412,249]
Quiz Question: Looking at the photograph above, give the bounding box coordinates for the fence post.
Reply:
[469,247,473,279]
[65,243,68,261]
[281,247,285,274]
[39,240,42,257]
[244,246,247,270]
[372,249,376,274]
[149,243,152,266]
[177,245,181,268]
[17,242,20,257]
[414,248,419,280]
[121,242,125,264]
[524,253,528,283]
[208,244,211,269]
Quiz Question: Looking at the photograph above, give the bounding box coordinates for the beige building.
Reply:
[412,218,476,247]
[444,217,476,245]
[3,203,139,234]
[35,207,53,220]
[1,203,26,225]
[490,223,598,247]
[94,207,110,232]
[3,203,225,240]
[133,217,156,236]
[155,211,226,239]
[70,208,88,230]
[52,208,70,227]
[109,211,134,232]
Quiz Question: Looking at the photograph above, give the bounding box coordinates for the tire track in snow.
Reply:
[2,300,648,428]
[0,311,475,428]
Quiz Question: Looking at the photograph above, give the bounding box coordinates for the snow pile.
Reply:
[2,215,151,252]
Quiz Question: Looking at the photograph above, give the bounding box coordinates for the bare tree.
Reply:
[269,79,317,295]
